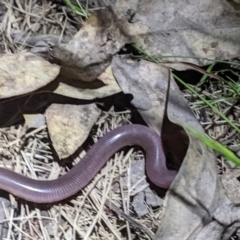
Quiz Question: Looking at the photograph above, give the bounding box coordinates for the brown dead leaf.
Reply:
[112,56,200,133]
[0,52,60,99]
[104,0,240,65]
[52,8,130,82]
[45,103,101,159]
[54,66,121,99]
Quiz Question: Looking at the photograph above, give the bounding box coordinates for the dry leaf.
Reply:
[0,52,60,99]
[45,103,101,159]
[54,66,121,99]
[221,169,240,203]
[132,188,163,217]
[52,8,129,82]
[112,56,200,133]
[103,0,240,65]
[112,56,237,239]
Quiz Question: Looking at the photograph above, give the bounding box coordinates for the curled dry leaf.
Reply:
[0,52,60,99]
[54,66,121,99]
[45,103,101,159]
[52,8,129,82]
[153,134,231,240]
[112,56,200,133]
[112,56,237,239]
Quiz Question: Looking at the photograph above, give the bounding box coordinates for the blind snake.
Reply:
[0,124,177,203]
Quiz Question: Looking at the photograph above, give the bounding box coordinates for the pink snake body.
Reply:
[0,124,177,203]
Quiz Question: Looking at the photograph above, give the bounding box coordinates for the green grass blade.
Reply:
[64,0,89,17]
[196,62,216,87]
[173,74,240,134]
[184,125,240,166]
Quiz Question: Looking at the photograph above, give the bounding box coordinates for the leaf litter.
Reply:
[0,0,240,239]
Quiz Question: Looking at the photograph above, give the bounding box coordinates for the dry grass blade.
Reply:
[105,199,155,239]
[0,0,80,54]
